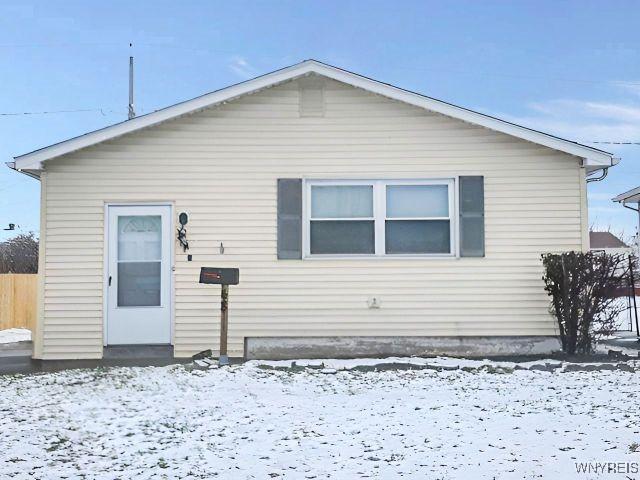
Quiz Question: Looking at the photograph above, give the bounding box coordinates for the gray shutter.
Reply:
[277,178,303,259]
[459,176,485,257]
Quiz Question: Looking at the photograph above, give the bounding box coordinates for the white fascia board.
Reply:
[13,61,316,170]
[308,62,613,167]
[13,59,615,170]
[613,186,640,204]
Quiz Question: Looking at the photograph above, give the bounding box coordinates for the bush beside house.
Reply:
[542,251,633,354]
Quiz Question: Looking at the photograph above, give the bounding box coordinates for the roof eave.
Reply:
[5,161,41,179]
[13,59,617,171]
[613,186,640,204]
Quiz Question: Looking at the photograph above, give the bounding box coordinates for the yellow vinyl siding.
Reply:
[39,77,583,359]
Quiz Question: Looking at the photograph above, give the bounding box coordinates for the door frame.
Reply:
[102,202,175,347]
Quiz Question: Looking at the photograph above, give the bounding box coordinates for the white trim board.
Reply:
[12,59,615,172]
[613,186,640,205]
[303,178,457,259]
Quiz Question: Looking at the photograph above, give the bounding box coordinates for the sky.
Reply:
[0,0,639,242]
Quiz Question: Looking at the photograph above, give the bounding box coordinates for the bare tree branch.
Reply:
[0,233,39,274]
[542,251,630,354]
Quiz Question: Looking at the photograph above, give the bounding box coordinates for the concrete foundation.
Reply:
[244,336,562,360]
[0,344,188,375]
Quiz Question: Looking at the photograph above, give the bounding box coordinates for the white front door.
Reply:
[106,205,171,345]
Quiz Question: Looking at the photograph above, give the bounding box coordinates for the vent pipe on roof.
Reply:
[128,55,135,120]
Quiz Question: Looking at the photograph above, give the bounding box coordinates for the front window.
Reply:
[306,180,455,257]
[385,184,451,254]
[309,185,375,254]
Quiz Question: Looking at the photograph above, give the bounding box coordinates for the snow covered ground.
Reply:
[2,361,640,479]
[0,328,31,344]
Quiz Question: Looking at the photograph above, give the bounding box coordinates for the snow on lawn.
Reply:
[0,328,31,344]
[1,363,640,479]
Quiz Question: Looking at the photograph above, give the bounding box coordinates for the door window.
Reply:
[117,215,162,307]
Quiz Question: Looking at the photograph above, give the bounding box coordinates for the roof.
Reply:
[589,231,629,249]
[613,186,640,205]
[10,59,617,174]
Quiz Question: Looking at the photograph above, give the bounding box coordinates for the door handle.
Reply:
[108,275,112,286]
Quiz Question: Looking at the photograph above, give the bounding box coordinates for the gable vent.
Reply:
[298,76,325,117]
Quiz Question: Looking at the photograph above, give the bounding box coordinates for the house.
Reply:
[589,231,637,319]
[589,231,633,255]
[9,60,619,361]
[613,187,640,256]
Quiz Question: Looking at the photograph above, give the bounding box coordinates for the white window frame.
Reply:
[303,178,457,258]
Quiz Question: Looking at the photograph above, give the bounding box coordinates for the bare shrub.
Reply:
[0,233,39,274]
[542,251,629,354]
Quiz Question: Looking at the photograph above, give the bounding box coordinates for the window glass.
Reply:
[386,185,449,218]
[307,180,454,256]
[117,262,161,307]
[311,185,373,218]
[385,220,451,254]
[310,221,375,254]
[118,216,161,261]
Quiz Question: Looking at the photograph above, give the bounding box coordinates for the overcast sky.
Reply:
[1,0,638,242]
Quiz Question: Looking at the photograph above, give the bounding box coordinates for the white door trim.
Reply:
[103,202,175,347]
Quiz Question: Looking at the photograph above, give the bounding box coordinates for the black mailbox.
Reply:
[199,266,239,366]
[199,267,239,285]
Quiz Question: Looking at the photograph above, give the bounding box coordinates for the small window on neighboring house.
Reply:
[305,180,455,257]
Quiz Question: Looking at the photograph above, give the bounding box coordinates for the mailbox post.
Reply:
[199,267,240,366]
[219,284,229,363]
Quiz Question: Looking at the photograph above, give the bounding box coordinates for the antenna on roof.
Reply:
[128,44,135,120]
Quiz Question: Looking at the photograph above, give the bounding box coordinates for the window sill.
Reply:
[302,254,459,261]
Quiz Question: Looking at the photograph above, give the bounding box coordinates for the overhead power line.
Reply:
[0,42,110,48]
[1,108,639,147]
[589,141,640,145]
[1,108,99,116]
[0,108,127,116]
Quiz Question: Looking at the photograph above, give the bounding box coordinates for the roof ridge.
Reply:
[12,59,615,173]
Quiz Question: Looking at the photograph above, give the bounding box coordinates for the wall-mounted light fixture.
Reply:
[177,212,189,252]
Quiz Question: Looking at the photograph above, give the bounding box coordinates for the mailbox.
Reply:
[199,266,240,366]
[199,267,239,285]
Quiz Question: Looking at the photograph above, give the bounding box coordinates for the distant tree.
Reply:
[542,251,630,355]
[0,233,39,274]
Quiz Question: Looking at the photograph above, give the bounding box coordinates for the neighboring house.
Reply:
[9,60,618,361]
[613,187,640,256]
[589,231,633,255]
[589,231,637,308]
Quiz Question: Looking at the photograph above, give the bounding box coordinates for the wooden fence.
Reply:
[0,274,37,331]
